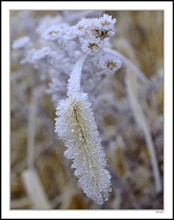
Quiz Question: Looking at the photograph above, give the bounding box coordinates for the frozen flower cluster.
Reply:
[73,14,116,55]
[40,13,121,70]
[16,13,122,106]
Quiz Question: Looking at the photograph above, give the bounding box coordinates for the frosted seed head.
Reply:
[97,53,122,74]
[99,14,116,29]
[81,39,101,55]
[42,25,60,41]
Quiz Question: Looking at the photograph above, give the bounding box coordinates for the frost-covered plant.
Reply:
[53,14,120,205]
[12,11,161,205]
[13,13,120,205]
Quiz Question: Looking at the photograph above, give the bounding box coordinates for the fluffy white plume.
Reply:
[55,92,112,205]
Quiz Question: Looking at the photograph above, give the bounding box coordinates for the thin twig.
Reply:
[27,86,45,168]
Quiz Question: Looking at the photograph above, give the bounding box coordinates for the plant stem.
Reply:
[67,55,87,97]
[126,70,161,192]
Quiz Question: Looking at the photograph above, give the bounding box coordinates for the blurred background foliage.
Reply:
[11,10,163,209]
